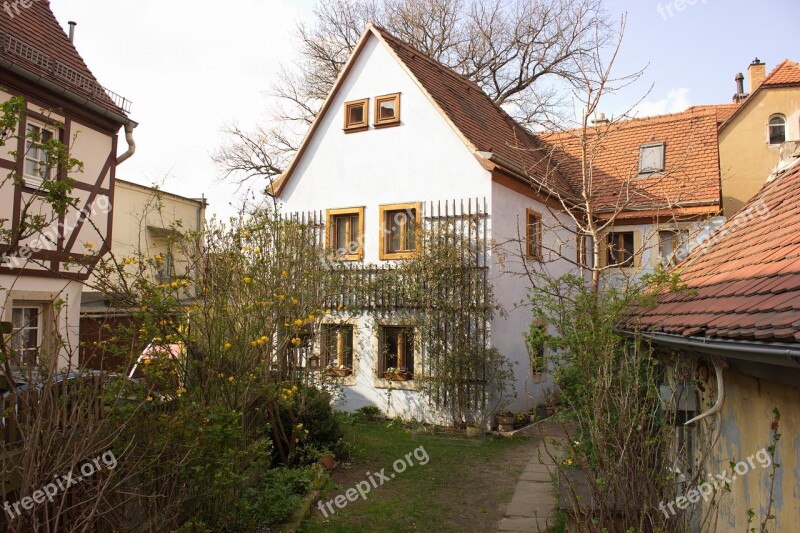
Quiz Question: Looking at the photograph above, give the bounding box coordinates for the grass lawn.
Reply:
[299,418,535,532]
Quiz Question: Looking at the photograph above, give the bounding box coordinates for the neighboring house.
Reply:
[0,7,135,370]
[81,179,206,370]
[628,153,800,531]
[273,24,723,420]
[718,58,800,215]
[538,107,724,277]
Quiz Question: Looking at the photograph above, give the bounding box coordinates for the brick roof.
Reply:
[372,25,572,198]
[761,60,800,87]
[0,1,128,118]
[687,104,739,126]
[631,158,800,344]
[537,108,722,215]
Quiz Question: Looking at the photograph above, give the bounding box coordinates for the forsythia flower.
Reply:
[278,294,286,301]
[243,277,253,284]
[296,423,304,430]
[242,230,251,238]
[293,319,303,327]
[308,314,315,321]
[176,387,187,396]
[281,270,288,278]
[171,281,179,288]
[181,280,189,287]
[228,376,235,382]
[291,337,302,346]
[141,306,149,312]
[123,257,132,265]
[253,247,261,254]
[291,298,299,305]
[146,396,153,403]
[224,342,232,350]
[85,241,94,249]
[144,359,152,366]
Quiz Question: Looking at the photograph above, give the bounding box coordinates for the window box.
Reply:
[379,202,421,259]
[344,98,369,132]
[326,368,353,378]
[383,370,413,381]
[374,93,400,127]
[379,326,415,378]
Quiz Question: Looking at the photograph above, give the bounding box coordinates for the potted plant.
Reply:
[513,412,531,429]
[384,367,413,381]
[319,449,335,470]
[535,403,552,421]
[496,411,514,431]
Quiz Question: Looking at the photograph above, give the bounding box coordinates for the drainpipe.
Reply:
[116,120,138,166]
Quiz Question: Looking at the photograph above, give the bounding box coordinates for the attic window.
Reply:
[374,93,400,127]
[638,143,665,174]
[768,115,786,145]
[344,99,368,132]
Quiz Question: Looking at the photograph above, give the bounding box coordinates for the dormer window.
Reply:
[374,93,400,127]
[344,98,369,132]
[638,143,665,174]
[768,115,786,145]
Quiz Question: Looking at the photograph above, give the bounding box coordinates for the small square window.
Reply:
[379,326,414,378]
[344,99,369,131]
[638,143,665,174]
[607,231,635,267]
[327,207,364,261]
[374,93,400,127]
[526,209,542,260]
[379,203,420,259]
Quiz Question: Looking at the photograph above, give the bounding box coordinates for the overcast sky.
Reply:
[48,0,799,221]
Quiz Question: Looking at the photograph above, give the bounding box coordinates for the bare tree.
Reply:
[212,0,612,186]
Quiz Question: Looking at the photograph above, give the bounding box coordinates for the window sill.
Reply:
[343,126,368,134]
[373,377,418,390]
[374,120,400,129]
[380,250,418,260]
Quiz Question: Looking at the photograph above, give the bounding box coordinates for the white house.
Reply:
[274,24,723,422]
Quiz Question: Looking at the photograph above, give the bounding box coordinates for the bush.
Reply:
[354,405,383,421]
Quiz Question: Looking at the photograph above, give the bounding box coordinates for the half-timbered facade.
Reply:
[0,5,135,370]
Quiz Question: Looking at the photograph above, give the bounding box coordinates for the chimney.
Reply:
[68,21,77,43]
[592,113,610,126]
[733,72,748,103]
[748,58,766,93]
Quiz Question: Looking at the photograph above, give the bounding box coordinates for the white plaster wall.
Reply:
[489,181,578,411]
[280,34,492,266]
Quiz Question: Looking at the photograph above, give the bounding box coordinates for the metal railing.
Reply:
[0,30,132,114]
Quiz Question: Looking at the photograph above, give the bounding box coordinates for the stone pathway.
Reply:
[497,421,567,532]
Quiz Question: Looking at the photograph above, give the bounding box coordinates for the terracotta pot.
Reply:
[319,453,335,470]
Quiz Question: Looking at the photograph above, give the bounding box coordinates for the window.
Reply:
[768,115,786,145]
[23,123,55,188]
[374,93,400,127]
[379,203,420,259]
[607,231,634,267]
[638,143,665,174]
[659,229,690,267]
[344,98,369,131]
[322,325,354,370]
[379,326,414,376]
[11,306,42,366]
[327,207,364,261]
[157,251,175,283]
[526,209,543,260]
[577,233,587,267]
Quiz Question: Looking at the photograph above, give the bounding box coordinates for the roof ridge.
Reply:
[540,107,718,140]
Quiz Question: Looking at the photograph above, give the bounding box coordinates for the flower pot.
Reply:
[319,453,335,470]
[384,371,413,381]
[326,368,352,377]
[496,414,514,432]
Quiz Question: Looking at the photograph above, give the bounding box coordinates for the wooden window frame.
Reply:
[379,202,421,260]
[606,231,635,268]
[23,121,57,189]
[659,228,691,267]
[326,207,365,261]
[374,93,401,128]
[10,304,44,367]
[378,325,415,377]
[638,142,665,175]
[525,209,543,261]
[343,98,369,132]
[577,233,587,267]
[322,324,355,370]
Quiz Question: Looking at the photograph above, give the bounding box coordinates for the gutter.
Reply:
[0,57,130,125]
[625,330,800,368]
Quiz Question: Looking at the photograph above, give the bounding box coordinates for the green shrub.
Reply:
[354,405,383,421]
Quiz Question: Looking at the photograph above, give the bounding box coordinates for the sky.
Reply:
[47,0,799,221]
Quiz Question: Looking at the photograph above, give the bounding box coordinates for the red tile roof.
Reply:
[0,1,129,118]
[631,158,800,343]
[372,25,572,198]
[687,104,739,125]
[537,108,722,215]
[761,60,800,87]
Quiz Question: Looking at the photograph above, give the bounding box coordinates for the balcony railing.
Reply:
[0,30,132,114]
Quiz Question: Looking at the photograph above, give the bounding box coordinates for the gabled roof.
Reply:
[631,155,800,344]
[536,108,722,217]
[686,103,739,126]
[275,23,571,200]
[718,60,800,133]
[0,2,129,119]
[761,59,800,88]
